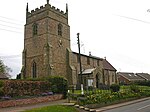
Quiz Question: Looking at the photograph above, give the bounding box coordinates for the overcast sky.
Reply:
[0,0,150,78]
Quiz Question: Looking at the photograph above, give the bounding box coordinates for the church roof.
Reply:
[72,52,103,60]
[72,52,116,71]
[102,59,116,71]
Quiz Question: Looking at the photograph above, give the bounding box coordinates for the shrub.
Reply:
[0,88,4,96]
[45,76,68,98]
[135,81,150,86]
[110,84,120,92]
[88,86,94,91]
[0,81,4,96]
[99,84,110,90]
[2,80,51,97]
[0,81,4,88]
[24,76,68,98]
[129,84,140,93]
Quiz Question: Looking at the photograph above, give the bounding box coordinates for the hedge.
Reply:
[110,84,120,92]
[0,76,68,98]
[0,81,4,96]
[2,80,51,97]
[45,76,68,98]
[27,76,68,98]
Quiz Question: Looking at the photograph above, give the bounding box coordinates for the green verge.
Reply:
[24,105,78,112]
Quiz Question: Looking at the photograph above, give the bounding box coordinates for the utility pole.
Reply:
[77,33,84,95]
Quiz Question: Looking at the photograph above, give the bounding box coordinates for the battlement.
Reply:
[27,3,67,18]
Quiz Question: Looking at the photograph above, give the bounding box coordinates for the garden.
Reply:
[21,83,150,111]
[68,82,150,108]
[0,77,150,111]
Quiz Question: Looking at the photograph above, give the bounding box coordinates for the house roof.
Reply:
[0,73,9,79]
[118,72,145,81]
[136,73,150,81]
[102,59,116,71]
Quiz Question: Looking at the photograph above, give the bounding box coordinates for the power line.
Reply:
[0,28,23,34]
[0,54,21,59]
[115,14,150,24]
[0,23,23,30]
[0,16,24,23]
[0,19,23,26]
[0,16,24,33]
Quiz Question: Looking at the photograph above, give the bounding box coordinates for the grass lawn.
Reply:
[24,105,79,112]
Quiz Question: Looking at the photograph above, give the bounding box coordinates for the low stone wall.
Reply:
[0,94,63,108]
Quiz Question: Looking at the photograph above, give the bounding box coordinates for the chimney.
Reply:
[89,51,91,56]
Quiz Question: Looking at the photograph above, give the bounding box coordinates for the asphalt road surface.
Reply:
[103,99,150,112]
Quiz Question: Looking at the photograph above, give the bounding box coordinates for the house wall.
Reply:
[118,75,130,84]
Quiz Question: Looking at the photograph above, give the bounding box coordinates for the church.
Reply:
[21,0,117,89]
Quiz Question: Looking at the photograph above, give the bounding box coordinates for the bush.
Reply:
[0,81,4,96]
[110,84,120,92]
[129,84,140,93]
[2,80,51,97]
[24,76,68,98]
[0,88,4,96]
[0,81,4,88]
[45,76,68,98]
[135,81,150,86]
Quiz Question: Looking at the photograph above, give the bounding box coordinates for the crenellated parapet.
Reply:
[26,3,68,19]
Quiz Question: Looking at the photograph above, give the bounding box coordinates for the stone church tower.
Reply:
[22,1,117,88]
[22,1,70,79]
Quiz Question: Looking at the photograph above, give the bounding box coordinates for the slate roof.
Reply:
[72,52,116,71]
[72,52,103,60]
[118,72,145,81]
[103,59,116,71]
[136,73,150,81]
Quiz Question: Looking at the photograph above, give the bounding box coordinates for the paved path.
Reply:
[0,99,69,112]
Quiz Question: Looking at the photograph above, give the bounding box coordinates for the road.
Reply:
[103,99,150,112]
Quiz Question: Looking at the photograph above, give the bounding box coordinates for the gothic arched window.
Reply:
[32,61,37,78]
[58,23,63,36]
[33,23,38,36]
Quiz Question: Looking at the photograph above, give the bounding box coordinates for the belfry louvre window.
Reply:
[33,23,38,36]
[58,23,63,36]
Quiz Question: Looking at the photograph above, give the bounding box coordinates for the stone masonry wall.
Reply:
[0,94,63,108]
[23,2,70,80]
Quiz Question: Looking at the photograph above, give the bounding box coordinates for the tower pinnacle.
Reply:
[66,3,68,14]
[47,0,49,4]
[26,3,28,12]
